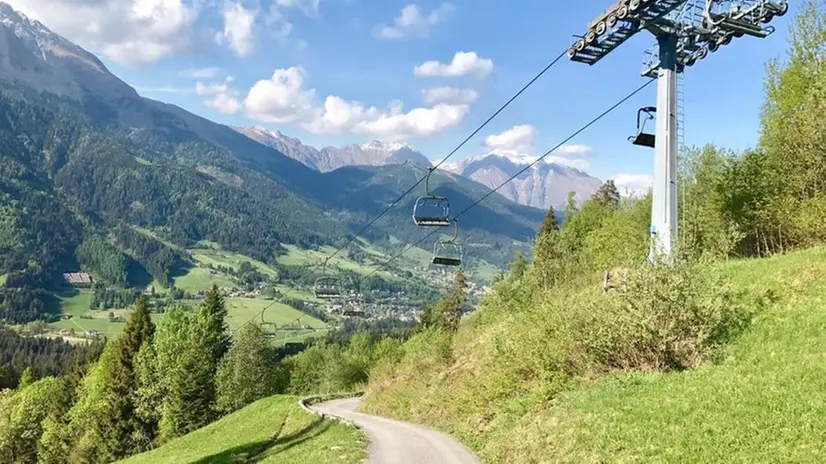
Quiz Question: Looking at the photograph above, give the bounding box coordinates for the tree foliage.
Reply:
[216,324,282,413]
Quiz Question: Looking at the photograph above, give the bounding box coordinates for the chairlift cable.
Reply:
[237,55,644,333]
[360,78,656,281]
[319,49,569,266]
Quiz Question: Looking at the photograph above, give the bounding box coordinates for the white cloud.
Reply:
[244,66,317,123]
[480,125,593,171]
[4,0,198,67]
[484,125,536,154]
[610,174,653,198]
[378,3,454,39]
[414,51,494,78]
[196,81,242,114]
[215,2,257,57]
[421,87,478,105]
[213,66,470,140]
[275,0,321,16]
[180,67,221,79]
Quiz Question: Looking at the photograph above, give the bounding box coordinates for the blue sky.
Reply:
[10,0,797,189]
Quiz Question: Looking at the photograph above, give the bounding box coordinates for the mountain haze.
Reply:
[232,125,603,210]
[232,126,432,172]
[444,152,603,210]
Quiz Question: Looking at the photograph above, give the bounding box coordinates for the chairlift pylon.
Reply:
[413,167,451,227]
[628,106,656,148]
[432,219,462,267]
[313,261,341,299]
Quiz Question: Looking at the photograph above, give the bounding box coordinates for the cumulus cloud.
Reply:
[484,125,536,154]
[610,174,654,198]
[421,87,478,105]
[414,51,494,78]
[481,125,593,171]
[215,2,258,57]
[244,66,317,123]
[4,0,198,66]
[378,3,454,39]
[196,79,242,114]
[204,66,471,140]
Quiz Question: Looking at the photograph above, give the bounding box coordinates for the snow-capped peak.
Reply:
[0,2,106,73]
[488,150,539,165]
[359,140,412,153]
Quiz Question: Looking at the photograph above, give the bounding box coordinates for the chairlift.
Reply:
[260,312,277,337]
[413,167,451,227]
[628,106,656,148]
[432,219,462,267]
[313,263,341,299]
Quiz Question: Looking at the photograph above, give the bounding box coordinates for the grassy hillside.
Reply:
[363,246,826,462]
[119,395,367,464]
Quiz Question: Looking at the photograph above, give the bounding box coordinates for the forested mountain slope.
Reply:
[0,2,546,324]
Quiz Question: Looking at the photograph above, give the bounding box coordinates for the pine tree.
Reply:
[592,180,621,209]
[216,324,277,413]
[534,205,562,285]
[200,284,229,363]
[538,205,559,238]
[121,296,154,365]
[102,295,157,457]
[509,251,528,280]
[18,367,36,389]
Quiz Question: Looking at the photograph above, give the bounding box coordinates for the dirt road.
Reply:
[311,397,482,464]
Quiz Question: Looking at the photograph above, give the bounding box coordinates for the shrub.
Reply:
[581,262,756,372]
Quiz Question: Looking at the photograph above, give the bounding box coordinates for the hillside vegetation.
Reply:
[119,395,367,464]
[364,247,826,462]
[363,5,826,462]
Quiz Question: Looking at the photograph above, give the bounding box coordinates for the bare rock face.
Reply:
[442,152,603,210]
[232,125,602,210]
[232,126,432,173]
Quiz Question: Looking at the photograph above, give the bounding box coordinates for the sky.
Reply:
[5,0,799,194]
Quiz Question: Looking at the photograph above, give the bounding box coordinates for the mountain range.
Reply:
[0,0,551,324]
[230,125,603,211]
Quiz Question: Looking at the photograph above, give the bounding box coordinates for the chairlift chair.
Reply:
[413,167,451,227]
[628,106,656,148]
[432,219,463,267]
[313,275,341,299]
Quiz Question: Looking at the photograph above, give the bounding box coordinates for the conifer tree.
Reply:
[18,367,35,389]
[216,324,277,413]
[592,180,621,209]
[538,205,559,237]
[533,205,562,285]
[199,284,229,363]
[104,296,157,457]
[509,251,528,280]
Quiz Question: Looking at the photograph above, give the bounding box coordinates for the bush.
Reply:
[582,262,756,372]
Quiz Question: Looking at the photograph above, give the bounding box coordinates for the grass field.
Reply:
[172,267,236,294]
[224,298,327,329]
[278,244,397,280]
[49,291,162,338]
[49,293,329,343]
[118,395,368,464]
[190,248,277,278]
[364,246,826,462]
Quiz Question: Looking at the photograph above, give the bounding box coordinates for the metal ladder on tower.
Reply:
[676,64,686,229]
